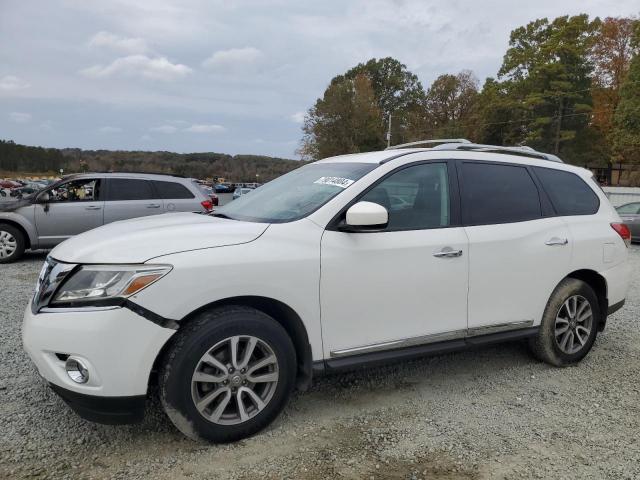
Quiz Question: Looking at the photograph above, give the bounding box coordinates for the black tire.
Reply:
[0,224,25,263]
[159,306,296,443]
[529,278,600,367]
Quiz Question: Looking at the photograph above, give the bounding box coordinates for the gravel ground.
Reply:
[1,248,639,480]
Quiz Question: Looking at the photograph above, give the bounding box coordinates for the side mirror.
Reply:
[340,201,388,232]
[37,192,50,203]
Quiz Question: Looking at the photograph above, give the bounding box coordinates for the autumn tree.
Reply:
[612,44,640,166]
[299,73,384,159]
[590,17,640,152]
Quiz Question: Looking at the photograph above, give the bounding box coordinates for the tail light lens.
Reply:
[611,223,631,247]
[201,200,213,212]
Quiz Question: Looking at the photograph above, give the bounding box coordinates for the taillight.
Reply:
[611,223,631,247]
[201,200,213,212]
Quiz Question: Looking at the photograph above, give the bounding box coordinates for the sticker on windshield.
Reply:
[314,176,354,189]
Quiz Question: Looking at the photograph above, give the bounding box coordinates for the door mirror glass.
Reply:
[345,201,388,227]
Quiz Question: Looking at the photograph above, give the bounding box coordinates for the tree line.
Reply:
[299,15,640,170]
[0,140,301,182]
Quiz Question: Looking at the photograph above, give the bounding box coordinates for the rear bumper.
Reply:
[50,382,145,424]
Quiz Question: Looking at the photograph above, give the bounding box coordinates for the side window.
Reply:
[460,163,541,225]
[534,167,600,216]
[360,163,449,231]
[152,181,195,199]
[106,179,154,201]
[49,179,100,202]
[616,203,640,215]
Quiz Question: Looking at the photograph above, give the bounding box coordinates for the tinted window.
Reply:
[461,163,541,225]
[534,167,599,216]
[153,181,194,199]
[361,163,449,231]
[107,179,154,201]
[617,203,640,215]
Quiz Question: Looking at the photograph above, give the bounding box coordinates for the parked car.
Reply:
[0,172,213,262]
[0,180,21,189]
[23,140,631,443]
[233,187,254,200]
[214,183,234,193]
[616,202,640,242]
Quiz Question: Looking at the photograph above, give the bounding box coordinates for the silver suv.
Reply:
[0,172,212,263]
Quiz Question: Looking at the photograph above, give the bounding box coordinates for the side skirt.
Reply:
[316,327,539,373]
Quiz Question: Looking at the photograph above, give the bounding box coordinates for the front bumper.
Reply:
[22,304,175,398]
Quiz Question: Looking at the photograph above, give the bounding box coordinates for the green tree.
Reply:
[299,73,386,159]
[498,15,600,162]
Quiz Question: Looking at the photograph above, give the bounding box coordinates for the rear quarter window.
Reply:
[152,181,195,199]
[533,167,599,216]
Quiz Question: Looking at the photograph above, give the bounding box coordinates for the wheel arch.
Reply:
[565,269,608,331]
[151,296,314,391]
[0,218,32,249]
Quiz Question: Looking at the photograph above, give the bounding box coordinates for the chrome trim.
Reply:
[466,320,534,336]
[31,257,77,314]
[329,320,535,358]
[330,329,467,358]
[39,306,120,314]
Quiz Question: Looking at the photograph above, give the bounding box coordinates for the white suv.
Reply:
[22,141,631,443]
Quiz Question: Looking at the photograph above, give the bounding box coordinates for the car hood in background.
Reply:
[50,213,269,264]
[0,197,31,211]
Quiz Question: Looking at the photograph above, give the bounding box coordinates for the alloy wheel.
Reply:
[191,335,279,425]
[0,230,17,259]
[554,295,594,355]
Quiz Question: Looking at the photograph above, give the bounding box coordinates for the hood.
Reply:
[51,212,269,264]
[0,197,31,212]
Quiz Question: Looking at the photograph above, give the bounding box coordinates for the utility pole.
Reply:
[386,113,392,148]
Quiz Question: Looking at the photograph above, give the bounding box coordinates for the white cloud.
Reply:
[290,111,306,124]
[0,75,30,91]
[88,31,149,54]
[9,112,31,123]
[202,47,264,70]
[150,125,178,134]
[99,126,122,133]
[184,124,226,133]
[80,55,192,81]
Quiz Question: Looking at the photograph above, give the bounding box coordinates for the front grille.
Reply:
[31,257,77,313]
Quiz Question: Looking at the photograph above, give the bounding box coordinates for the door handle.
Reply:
[146,203,161,208]
[433,247,463,258]
[85,205,101,210]
[545,237,568,246]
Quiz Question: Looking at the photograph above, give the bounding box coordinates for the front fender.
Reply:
[0,210,38,248]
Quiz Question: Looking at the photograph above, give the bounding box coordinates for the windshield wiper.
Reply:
[211,212,235,220]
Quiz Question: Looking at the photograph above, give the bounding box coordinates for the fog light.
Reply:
[65,357,89,384]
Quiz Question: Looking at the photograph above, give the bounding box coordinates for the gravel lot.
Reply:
[1,248,639,480]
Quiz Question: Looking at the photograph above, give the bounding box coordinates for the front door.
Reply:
[34,177,104,248]
[458,161,572,333]
[320,162,469,358]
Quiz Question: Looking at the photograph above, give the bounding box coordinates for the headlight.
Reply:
[50,265,172,307]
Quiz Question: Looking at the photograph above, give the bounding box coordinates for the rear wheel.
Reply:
[159,306,296,443]
[529,278,600,367]
[0,224,25,263]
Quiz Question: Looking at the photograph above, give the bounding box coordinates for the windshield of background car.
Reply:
[216,162,376,223]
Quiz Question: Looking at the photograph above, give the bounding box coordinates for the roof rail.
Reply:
[385,139,471,150]
[432,143,563,163]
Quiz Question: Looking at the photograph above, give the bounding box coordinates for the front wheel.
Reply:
[0,224,25,263]
[529,278,600,367]
[159,306,296,443]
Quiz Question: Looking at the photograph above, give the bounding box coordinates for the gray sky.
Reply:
[1,0,637,158]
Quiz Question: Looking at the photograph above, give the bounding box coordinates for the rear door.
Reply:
[152,180,202,213]
[459,161,572,333]
[103,178,164,224]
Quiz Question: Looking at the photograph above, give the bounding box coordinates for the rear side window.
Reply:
[460,163,541,225]
[106,179,154,201]
[533,167,599,216]
[153,181,195,199]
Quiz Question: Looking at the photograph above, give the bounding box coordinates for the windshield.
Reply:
[216,162,376,223]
